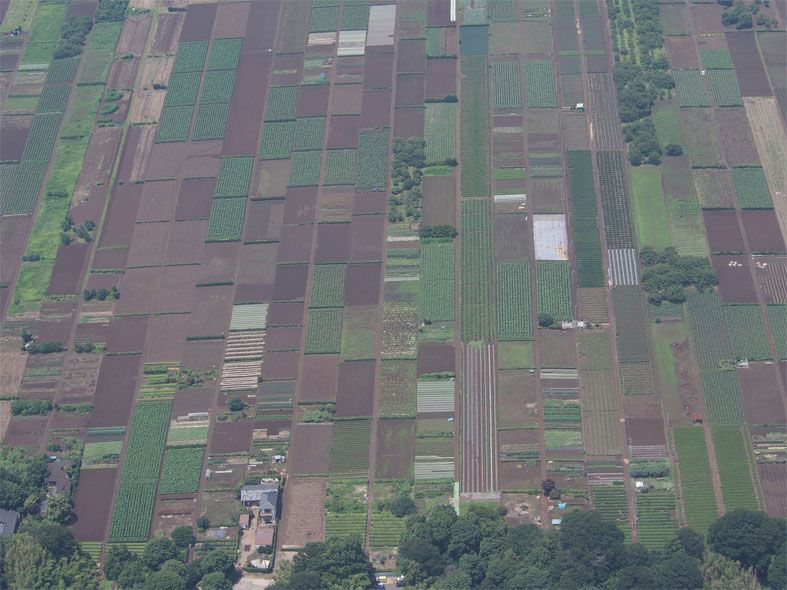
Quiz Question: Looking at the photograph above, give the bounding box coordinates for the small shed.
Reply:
[0,510,20,537]
[239,513,252,529]
[551,518,562,527]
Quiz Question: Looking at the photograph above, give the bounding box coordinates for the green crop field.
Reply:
[310,6,339,32]
[459,24,489,55]
[491,61,521,108]
[21,112,61,161]
[566,151,605,286]
[706,70,743,107]
[36,85,69,113]
[636,492,678,549]
[682,108,724,168]
[652,100,686,148]
[172,40,209,74]
[265,86,299,121]
[325,513,367,540]
[543,398,581,425]
[712,426,759,511]
[305,308,343,353]
[730,167,773,209]
[425,103,456,162]
[724,305,771,360]
[110,401,172,542]
[46,56,80,82]
[200,70,236,104]
[192,103,230,140]
[206,198,246,242]
[693,169,734,209]
[158,447,205,494]
[536,260,572,322]
[460,56,490,197]
[356,128,389,189]
[324,149,356,185]
[630,166,671,250]
[524,60,557,107]
[341,4,369,30]
[673,70,710,107]
[700,370,746,425]
[293,116,327,151]
[207,37,242,71]
[82,440,122,465]
[700,49,733,70]
[156,106,193,143]
[289,150,322,187]
[259,120,295,160]
[592,486,631,540]
[766,305,787,359]
[2,161,47,215]
[461,200,496,340]
[597,151,634,249]
[674,426,719,534]
[310,264,346,308]
[377,359,416,417]
[215,156,254,197]
[369,512,407,549]
[686,291,733,368]
[0,164,16,209]
[611,287,652,364]
[164,72,202,107]
[421,242,455,322]
[497,260,533,340]
[330,420,371,478]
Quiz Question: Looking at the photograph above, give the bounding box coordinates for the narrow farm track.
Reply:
[461,343,497,493]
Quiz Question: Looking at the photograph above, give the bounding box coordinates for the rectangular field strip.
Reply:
[700,370,746,425]
[673,69,711,107]
[497,260,533,340]
[461,200,495,341]
[674,426,718,535]
[460,56,490,197]
[230,303,268,331]
[711,426,759,512]
[536,260,571,322]
[686,291,733,368]
[420,242,455,322]
[566,150,605,286]
[416,380,455,413]
[524,60,557,107]
[329,420,371,478]
[723,304,771,360]
[635,492,678,549]
[425,103,457,162]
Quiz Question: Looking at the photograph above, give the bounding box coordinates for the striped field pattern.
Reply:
[416,381,455,413]
[608,248,639,286]
[230,303,268,331]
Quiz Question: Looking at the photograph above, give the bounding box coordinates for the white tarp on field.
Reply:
[533,214,569,260]
[367,4,396,46]
[338,30,366,56]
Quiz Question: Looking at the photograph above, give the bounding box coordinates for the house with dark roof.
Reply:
[47,460,74,495]
[240,482,279,523]
[0,510,19,537]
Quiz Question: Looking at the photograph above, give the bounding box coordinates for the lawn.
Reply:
[630,166,671,250]
[497,341,535,369]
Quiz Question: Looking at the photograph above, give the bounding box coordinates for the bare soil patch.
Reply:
[283,187,318,224]
[330,84,363,115]
[237,242,278,287]
[336,360,375,417]
[290,424,333,474]
[297,84,330,117]
[540,330,577,368]
[417,342,455,376]
[315,222,351,263]
[211,420,254,454]
[277,225,315,264]
[223,53,271,156]
[70,468,118,541]
[47,244,89,296]
[299,354,340,402]
[240,1,280,53]
[364,54,394,89]
[165,219,208,264]
[263,350,300,380]
[279,477,328,548]
[127,222,170,267]
[327,115,360,148]
[349,214,385,262]
[176,177,216,220]
[741,210,786,253]
[361,88,392,127]
[427,0,451,25]
[690,4,728,34]
[89,354,142,426]
[758,463,787,517]
[376,419,415,479]
[738,363,785,425]
[213,1,249,38]
[115,15,151,57]
[265,326,302,351]
[344,263,382,305]
[626,418,666,446]
[145,313,190,363]
[97,184,143,248]
[244,199,284,242]
[153,265,198,313]
[115,267,161,315]
[353,192,387,215]
[106,316,149,356]
[131,57,173,123]
[727,32,771,96]
[0,349,26,398]
[665,36,699,69]
[268,302,304,325]
[397,39,426,74]
[189,285,233,335]
[395,74,425,106]
[151,13,184,54]
[179,2,217,41]
[0,116,31,161]
[394,107,425,139]
[715,108,760,167]
[712,255,759,303]
[107,57,140,92]
[145,142,187,181]
[754,256,787,303]
[426,58,457,98]
[703,210,745,253]
[116,125,157,183]
[182,339,225,371]
[3,417,46,447]
[272,263,309,301]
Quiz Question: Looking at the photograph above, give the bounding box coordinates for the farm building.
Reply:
[255,527,275,548]
[47,460,74,495]
[0,510,19,537]
[239,513,252,529]
[240,482,279,522]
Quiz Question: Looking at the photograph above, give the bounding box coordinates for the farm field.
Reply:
[3,0,785,579]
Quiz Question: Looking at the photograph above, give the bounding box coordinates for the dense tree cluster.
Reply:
[94,0,129,23]
[418,225,457,239]
[10,399,52,417]
[272,507,786,590]
[54,16,92,59]
[0,449,48,512]
[389,137,426,224]
[640,246,718,304]
[25,341,66,354]
[103,527,234,590]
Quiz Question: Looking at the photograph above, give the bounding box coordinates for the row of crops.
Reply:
[711,426,760,512]
[305,308,343,354]
[421,242,455,322]
[158,446,205,494]
[330,420,372,478]
[535,260,572,322]
[686,291,733,368]
[596,151,635,250]
[461,200,495,341]
[635,492,678,549]
[206,156,253,242]
[673,426,718,535]
[592,485,631,541]
[700,370,746,425]
[109,401,172,542]
[497,260,533,340]
[566,151,605,287]
[460,56,491,197]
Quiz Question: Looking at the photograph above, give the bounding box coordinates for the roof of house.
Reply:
[240,484,279,505]
[0,510,20,537]
[255,527,275,546]
[239,513,252,525]
[47,460,73,494]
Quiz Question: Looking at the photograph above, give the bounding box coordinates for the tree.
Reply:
[390,495,417,518]
[226,396,245,412]
[45,493,75,525]
[2,533,47,590]
[665,143,684,156]
[147,567,185,590]
[707,509,787,582]
[439,570,472,589]
[426,504,458,552]
[171,525,195,548]
[541,479,556,496]
[104,544,136,581]
[199,548,235,578]
[558,510,625,584]
[398,537,445,585]
[0,449,48,511]
[117,561,149,589]
[666,527,705,560]
[273,537,374,590]
[24,522,79,559]
[768,545,786,590]
[538,313,554,328]
[197,515,210,530]
[701,552,760,590]
[617,564,658,589]
[659,552,703,589]
[141,535,179,570]
[200,571,233,590]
